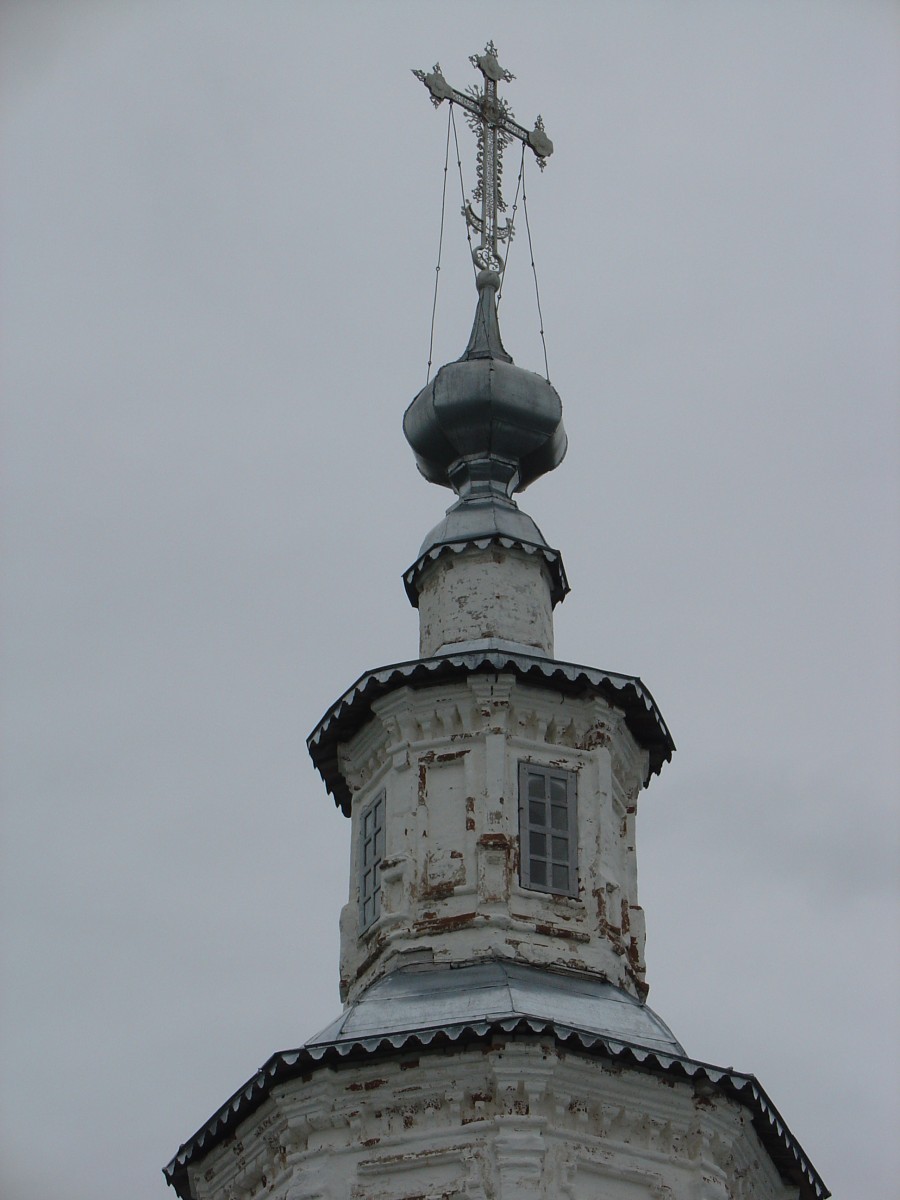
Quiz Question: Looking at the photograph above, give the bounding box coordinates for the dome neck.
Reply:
[460,270,513,363]
[448,455,519,502]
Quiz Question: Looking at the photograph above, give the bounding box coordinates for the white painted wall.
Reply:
[336,674,651,1004]
[417,547,555,657]
[185,1040,800,1200]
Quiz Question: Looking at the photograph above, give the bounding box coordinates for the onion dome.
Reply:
[403,269,568,607]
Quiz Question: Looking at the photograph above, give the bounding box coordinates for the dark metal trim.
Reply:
[307,650,675,815]
[403,535,570,608]
[164,1012,828,1200]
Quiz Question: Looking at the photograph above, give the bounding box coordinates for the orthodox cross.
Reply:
[414,42,553,274]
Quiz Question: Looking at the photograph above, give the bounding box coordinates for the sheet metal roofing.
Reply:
[307,960,684,1056]
[307,650,675,814]
[402,270,567,497]
[164,962,828,1200]
[403,533,570,608]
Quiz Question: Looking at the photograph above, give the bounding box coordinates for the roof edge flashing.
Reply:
[306,650,675,815]
[164,968,828,1200]
[403,535,570,609]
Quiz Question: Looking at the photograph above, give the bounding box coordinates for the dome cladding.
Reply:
[403,271,567,499]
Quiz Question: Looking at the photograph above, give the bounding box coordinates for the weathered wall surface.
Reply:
[416,547,555,657]
[336,673,651,1004]
[185,1040,799,1200]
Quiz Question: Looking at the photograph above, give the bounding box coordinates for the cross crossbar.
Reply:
[414,41,552,273]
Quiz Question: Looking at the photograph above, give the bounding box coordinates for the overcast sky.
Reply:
[2,3,898,1198]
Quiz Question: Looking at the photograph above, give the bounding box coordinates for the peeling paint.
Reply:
[338,677,652,1005]
[534,922,590,944]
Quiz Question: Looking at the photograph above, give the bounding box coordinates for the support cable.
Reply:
[497,142,526,313]
[450,106,477,280]
[521,157,550,381]
[426,105,454,384]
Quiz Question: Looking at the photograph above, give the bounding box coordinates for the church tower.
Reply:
[165,44,828,1200]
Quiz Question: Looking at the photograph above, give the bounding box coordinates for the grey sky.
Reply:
[2,3,898,1197]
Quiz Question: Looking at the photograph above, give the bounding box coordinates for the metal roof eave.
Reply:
[164,1019,827,1200]
[307,650,675,815]
[402,536,570,609]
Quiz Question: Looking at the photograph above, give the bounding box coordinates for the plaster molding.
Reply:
[184,1043,802,1200]
[337,674,654,1001]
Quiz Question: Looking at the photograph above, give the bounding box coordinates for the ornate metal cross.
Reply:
[414,41,553,274]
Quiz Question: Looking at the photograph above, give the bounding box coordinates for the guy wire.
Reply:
[426,104,453,385]
[522,157,550,382]
[450,106,477,279]
[497,142,526,313]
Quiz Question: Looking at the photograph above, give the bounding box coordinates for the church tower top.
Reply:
[305,47,674,1000]
[405,44,569,638]
[165,48,829,1200]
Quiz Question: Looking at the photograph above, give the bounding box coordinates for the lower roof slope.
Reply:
[164,961,828,1200]
[308,960,684,1056]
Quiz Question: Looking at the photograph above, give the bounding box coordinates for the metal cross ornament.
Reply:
[414,42,553,274]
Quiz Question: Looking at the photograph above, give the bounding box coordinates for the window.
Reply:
[359,791,385,930]
[518,763,577,896]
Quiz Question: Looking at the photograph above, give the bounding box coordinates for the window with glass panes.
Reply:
[359,791,385,930]
[518,763,577,896]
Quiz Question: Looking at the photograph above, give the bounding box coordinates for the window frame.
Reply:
[358,790,385,931]
[517,762,578,897]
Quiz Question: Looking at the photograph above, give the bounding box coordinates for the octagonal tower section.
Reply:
[308,272,674,1006]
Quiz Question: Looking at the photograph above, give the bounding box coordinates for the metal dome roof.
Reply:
[165,960,829,1200]
[307,960,685,1057]
[403,272,567,499]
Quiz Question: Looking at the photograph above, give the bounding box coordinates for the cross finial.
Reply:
[414,42,553,275]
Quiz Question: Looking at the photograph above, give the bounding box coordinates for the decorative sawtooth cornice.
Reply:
[403,535,569,608]
[307,650,674,815]
[164,963,827,1200]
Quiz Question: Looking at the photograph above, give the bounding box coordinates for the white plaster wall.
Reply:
[416,548,555,657]
[336,675,652,1004]
[184,1040,800,1200]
